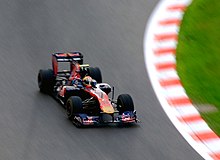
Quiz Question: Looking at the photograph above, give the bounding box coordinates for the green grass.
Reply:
[176,0,220,134]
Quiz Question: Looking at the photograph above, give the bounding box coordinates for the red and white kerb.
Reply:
[144,0,220,159]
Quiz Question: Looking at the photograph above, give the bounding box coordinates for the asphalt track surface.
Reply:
[0,1,203,160]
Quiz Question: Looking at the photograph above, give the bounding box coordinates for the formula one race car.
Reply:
[38,52,138,127]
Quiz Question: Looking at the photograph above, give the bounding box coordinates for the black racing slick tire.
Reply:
[117,94,134,114]
[38,69,55,94]
[66,96,83,120]
[88,67,102,83]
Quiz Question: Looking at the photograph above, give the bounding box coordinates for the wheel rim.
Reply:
[117,100,123,114]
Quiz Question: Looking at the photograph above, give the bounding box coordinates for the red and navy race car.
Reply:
[38,52,138,127]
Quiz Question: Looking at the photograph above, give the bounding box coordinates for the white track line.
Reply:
[144,0,220,159]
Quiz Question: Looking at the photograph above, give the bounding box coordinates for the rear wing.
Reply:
[52,52,83,64]
[52,52,84,76]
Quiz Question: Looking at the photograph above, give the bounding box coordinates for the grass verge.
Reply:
[176,0,220,134]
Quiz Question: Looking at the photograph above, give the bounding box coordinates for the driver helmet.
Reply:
[83,76,93,88]
[83,76,97,88]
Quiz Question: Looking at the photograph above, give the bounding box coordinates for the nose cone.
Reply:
[102,105,114,114]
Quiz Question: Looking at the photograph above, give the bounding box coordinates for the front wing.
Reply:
[72,111,138,127]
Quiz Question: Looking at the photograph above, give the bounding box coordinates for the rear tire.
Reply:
[88,67,102,83]
[38,69,55,94]
[117,94,134,114]
[66,96,83,120]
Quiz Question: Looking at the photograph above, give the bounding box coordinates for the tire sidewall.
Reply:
[117,94,134,114]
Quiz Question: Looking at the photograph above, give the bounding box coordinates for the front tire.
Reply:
[117,94,134,114]
[66,96,83,120]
